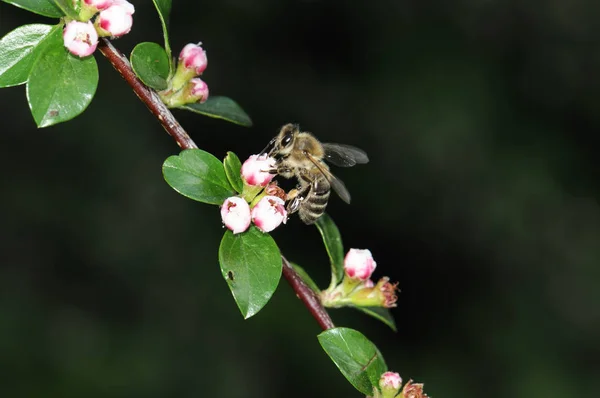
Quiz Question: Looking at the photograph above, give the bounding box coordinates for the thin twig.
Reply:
[97,39,197,150]
[281,256,335,330]
[97,38,335,331]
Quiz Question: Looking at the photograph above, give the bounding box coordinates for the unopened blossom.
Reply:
[241,154,275,187]
[63,21,98,57]
[112,0,134,14]
[83,0,113,10]
[188,77,209,103]
[179,43,208,75]
[221,196,251,234]
[251,196,287,233]
[159,77,209,107]
[344,248,377,281]
[168,42,208,92]
[95,0,135,37]
[401,380,428,398]
[79,0,113,20]
[379,372,402,398]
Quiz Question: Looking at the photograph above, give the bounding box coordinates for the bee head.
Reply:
[279,123,298,149]
[262,123,298,158]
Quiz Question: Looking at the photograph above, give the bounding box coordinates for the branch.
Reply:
[281,256,335,330]
[97,39,197,150]
[97,38,335,331]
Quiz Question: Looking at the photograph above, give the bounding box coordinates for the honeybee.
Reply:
[261,123,369,224]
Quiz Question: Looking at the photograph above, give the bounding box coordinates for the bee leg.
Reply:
[286,185,310,214]
[285,189,300,214]
[264,166,293,175]
[278,166,293,175]
[287,188,299,201]
[287,196,303,214]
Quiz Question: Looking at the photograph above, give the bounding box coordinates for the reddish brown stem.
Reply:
[97,38,334,331]
[281,256,335,330]
[97,39,197,150]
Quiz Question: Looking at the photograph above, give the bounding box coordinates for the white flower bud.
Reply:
[63,21,98,57]
[221,197,251,234]
[251,196,287,233]
[344,248,377,281]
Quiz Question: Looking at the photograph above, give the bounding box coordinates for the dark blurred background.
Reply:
[1,1,599,397]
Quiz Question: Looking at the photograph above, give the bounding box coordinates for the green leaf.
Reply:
[49,0,78,18]
[290,262,320,294]
[223,151,244,193]
[163,149,235,205]
[152,0,172,66]
[354,307,397,332]
[130,42,169,91]
[2,0,62,17]
[318,327,388,395]
[0,24,54,88]
[26,28,98,127]
[315,214,345,287]
[180,96,253,127]
[219,226,282,319]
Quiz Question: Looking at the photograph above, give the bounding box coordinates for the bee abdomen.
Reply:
[299,191,330,224]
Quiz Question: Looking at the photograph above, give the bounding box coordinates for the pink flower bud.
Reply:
[83,0,113,10]
[251,196,287,233]
[241,155,276,187]
[95,1,134,37]
[379,371,402,394]
[112,0,134,14]
[221,197,251,234]
[189,77,209,103]
[179,43,208,75]
[63,21,98,57]
[344,249,377,281]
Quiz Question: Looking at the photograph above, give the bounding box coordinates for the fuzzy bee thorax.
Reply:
[296,132,325,158]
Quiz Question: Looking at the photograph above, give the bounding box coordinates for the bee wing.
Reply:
[322,143,369,167]
[304,152,352,204]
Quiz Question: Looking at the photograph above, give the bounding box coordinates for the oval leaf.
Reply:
[130,42,169,90]
[219,226,282,319]
[0,23,54,88]
[2,0,62,17]
[354,307,397,332]
[318,327,387,395]
[163,149,234,205]
[290,262,320,294]
[315,214,345,286]
[50,0,78,18]
[181,96,253,127]
[223,151,244,193]
[26,29,98,127]
[151,0,172,63]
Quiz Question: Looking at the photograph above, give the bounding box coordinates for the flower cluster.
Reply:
[369,372,428,398]
[320,249,398,309]
[159,43,209,107]
[220,154,287,234]
[63,0,135,57]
